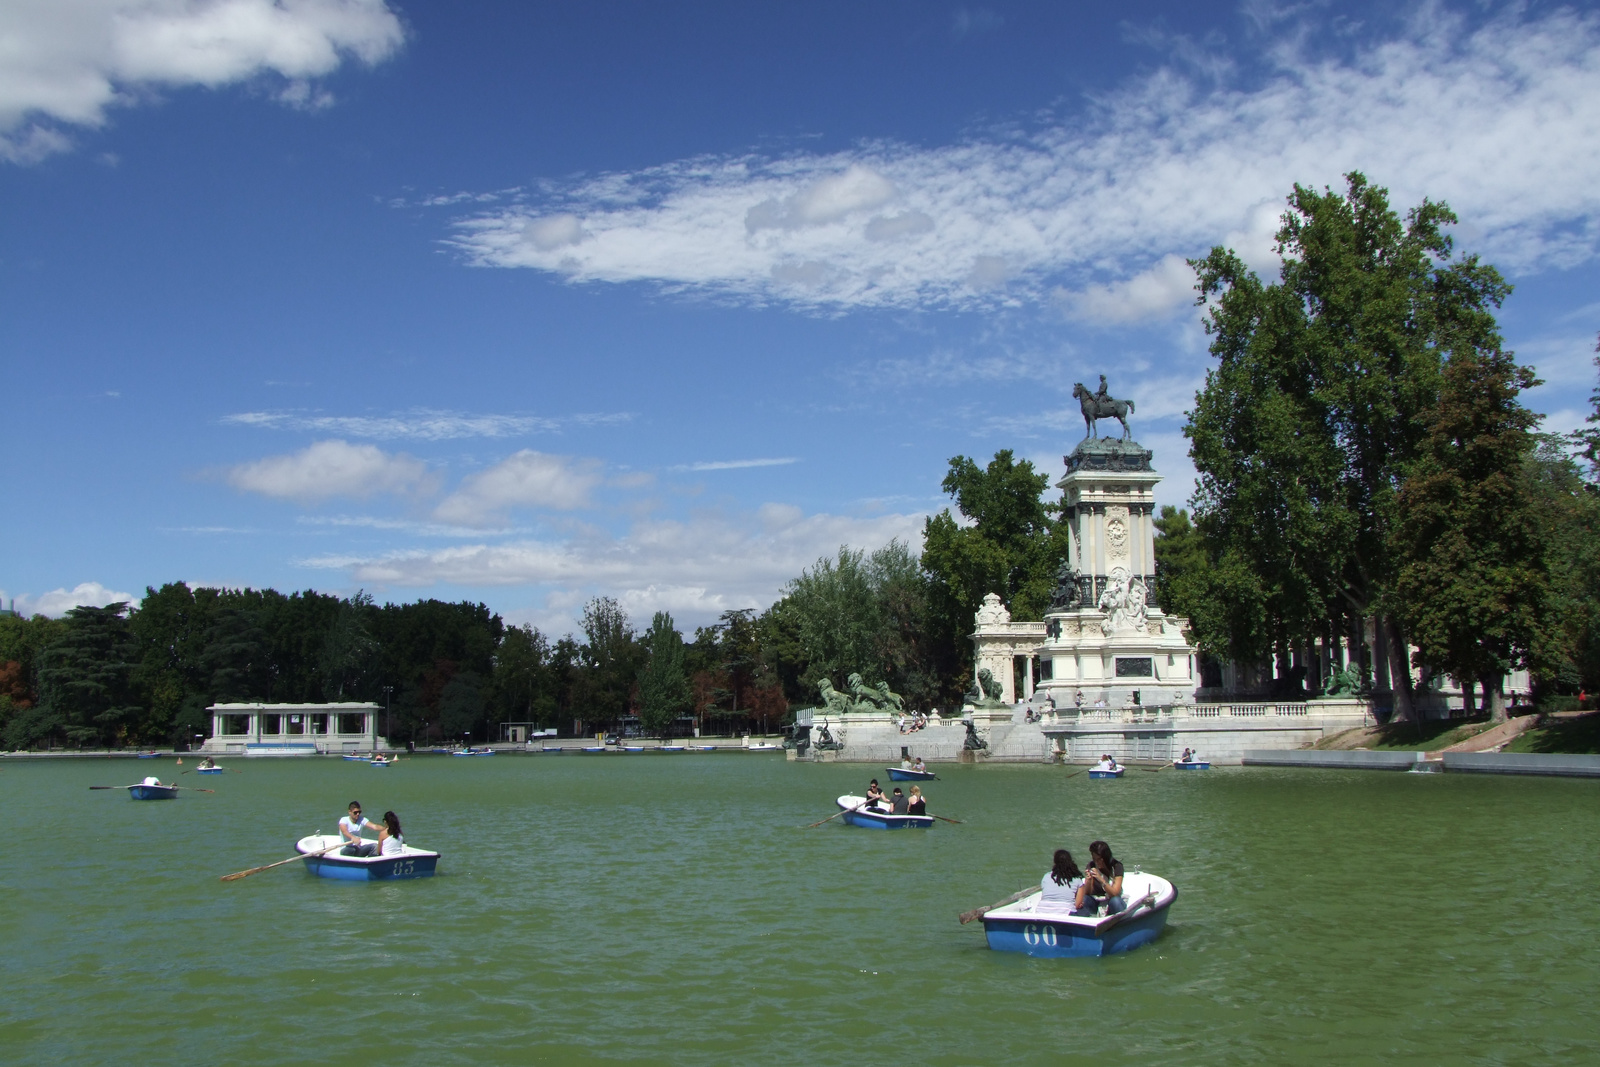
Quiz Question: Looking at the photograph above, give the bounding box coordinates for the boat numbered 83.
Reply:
[981,872,1176,957]
[294,834,440,881]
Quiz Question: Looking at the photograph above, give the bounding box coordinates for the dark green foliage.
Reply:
[25,604,141,748]
[570,597,640,728]
[1187,173,1514,713]
[1395,348,1547,719]
[637,612,692,735]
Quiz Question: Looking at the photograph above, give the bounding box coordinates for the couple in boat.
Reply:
[338,800,404,857]
[1039,841,1126,916]
[863,779,927,816]
[1094,754,1121,772]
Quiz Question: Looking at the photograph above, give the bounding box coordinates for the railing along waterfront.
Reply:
[1056,702,1312,725]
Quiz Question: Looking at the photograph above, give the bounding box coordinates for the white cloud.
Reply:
[432,450,603,527]
[1060,254,1197,325]
[0,0,405,162]
[221,408,632,440]
[225,439,433,503]
[452,9,1600,317]
[1,581,138,618]
[296,504,925,630]
[675,457,798,472]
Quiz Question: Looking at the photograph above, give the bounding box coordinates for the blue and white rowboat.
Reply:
[887,766,937,781]
[835,794,934,830]
[452,748,493,756]
[196,766,224,775]
[747,743,780,752]
[1172,760,1211,770]
[1088,766,1125,779]
[982,873,1176,958]
[295,834,440,881]
[128,783,179,799]
[660,745,685,752]
[342,753,370,761]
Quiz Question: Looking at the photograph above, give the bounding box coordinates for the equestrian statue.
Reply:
[1072,374,1136,441]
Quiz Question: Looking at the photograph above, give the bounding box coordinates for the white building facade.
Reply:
[200,702,390,755]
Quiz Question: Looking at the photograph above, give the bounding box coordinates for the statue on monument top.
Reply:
[1072,374,1136,441]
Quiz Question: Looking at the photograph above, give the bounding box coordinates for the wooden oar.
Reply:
[220,839,348,882]
[89,784,214,792]
[929,813,964,824]
[1139,763,1169,773]
[959,885,1038,925]
[806,801,868,829]
[1094,891,1158,932]
[1062,768,1088,779]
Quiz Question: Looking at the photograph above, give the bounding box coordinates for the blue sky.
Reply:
[3,1,1599,635]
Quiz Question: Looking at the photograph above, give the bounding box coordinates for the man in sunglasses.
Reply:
[339,800,378,856]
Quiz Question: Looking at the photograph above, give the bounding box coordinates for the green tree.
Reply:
[1395,348,1547,721]
[318,591,379,699]
[27,604,141,748]
[572,597,640,728]
[1188,173,1512,717]
[637,611,692,736]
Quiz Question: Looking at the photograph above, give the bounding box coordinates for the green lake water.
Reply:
[2,754,1596,1065]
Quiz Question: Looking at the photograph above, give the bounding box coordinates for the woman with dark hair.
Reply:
[377,811,404,856]
[1039,849,1084,908]
[1074,840,1125,916]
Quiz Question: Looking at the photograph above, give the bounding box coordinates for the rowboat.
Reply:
[295,834,440,881]
[695,745,717,752]
[981,872,1176,957]
[196,765,224,775]
[747,743,780,752]
[128,782,179,800]
[370,757,394,767]
[452,748,493,756]
[887,766,937,781]
[623,746,645,752]
[660,745,685,752]
[834,794,934,830]
[1172,760,1211,770]
[342,754,370,762]
[1088,766,1125,779]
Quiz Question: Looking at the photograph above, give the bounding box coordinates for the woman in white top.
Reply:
[1039,849,1084,909]
[377,811,404,856]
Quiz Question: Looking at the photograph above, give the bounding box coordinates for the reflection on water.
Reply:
[2,756,1597,1064]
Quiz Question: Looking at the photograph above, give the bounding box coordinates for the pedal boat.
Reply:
[982,872,1176,957]
[128,783,179,799]
[1172,760,1211,770]
[835,794,934,829]
[887,766,937,781]
[295,834,440,881]
[1088,766,1125,779]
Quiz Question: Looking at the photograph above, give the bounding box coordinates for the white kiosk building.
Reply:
[199,702,390,756]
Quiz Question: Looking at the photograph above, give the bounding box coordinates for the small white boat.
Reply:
[746,743,780,752]
[660,745,685,752]
[1088,765,1125,779]
[834,794,934,830]
[295,834,440,881]
[981,872,1176,957]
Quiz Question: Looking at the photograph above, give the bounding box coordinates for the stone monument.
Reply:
[1035,376,1197,708]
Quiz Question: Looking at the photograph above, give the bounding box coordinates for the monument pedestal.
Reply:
[1034,437,1197,708]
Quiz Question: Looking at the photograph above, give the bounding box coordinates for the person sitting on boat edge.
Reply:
[1074,840,1126,916]
[377,811,404,856]
[864,779,888,811]
[1039,849,1084,909]
[907,785,927,816]
[888,787,909,815]
[340,801,379,856]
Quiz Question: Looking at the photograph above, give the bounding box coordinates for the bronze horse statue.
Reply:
[1072,382,1135,440]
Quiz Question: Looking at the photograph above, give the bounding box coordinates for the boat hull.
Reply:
[983,876,1176,958]
[887,767,936,781]
[296,835,439,881]
[451,749,493,756]
[1088,768,1125,779]
[128,785,178,800]
[835,795,933,830]
[196,767,224,775]
[1173,761,1211,770]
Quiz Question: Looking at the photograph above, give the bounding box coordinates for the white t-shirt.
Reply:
[380,834,403,856]
[143,776,160,786]
[340,814,372,838]
[1039,873,1082,907]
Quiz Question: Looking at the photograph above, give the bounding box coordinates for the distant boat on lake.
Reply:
[887,766,937,781]
[128,782,179,800]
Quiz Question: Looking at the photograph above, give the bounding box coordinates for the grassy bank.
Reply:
[1504,712,1600,755]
